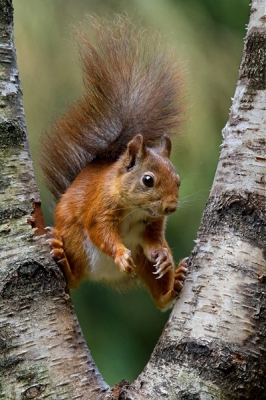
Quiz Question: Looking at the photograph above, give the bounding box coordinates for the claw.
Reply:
[155,272,164,280]
[155,256,166,267]
[153,267,162,275]
[176,272,187,280]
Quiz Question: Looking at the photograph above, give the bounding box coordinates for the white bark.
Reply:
[121,1,266,398]
[0,1,109,398]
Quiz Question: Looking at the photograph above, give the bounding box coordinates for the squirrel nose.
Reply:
[164,203,177,215]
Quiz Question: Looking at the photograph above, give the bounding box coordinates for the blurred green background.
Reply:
[13,0,249,386]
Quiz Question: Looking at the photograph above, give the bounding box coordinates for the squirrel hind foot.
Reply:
[174,258,188,291]
[46,228,80,289]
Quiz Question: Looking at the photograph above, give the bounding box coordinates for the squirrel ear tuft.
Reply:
[125,134,145,170]
[160,134,172,158]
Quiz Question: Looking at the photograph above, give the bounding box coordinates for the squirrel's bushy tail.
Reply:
[40,15,185,200]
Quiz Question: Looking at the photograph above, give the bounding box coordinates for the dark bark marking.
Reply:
[256,156,266,162]
[1,260,66,300]
[228,115,249,127]
[240,280,266,345]
[245,137,266,158]
[16,371,36,382]
[0,121,25,148]
[239,31,266,90]
[0,206,31,229]
[0,0,13,26]
[178,392,201,400]
[0,174,10,192]
[0,206,28,223]
[0,336,7,351]
[154,338,266,399]
[250,6,257,15]
[0,355,23,371]
[200,193,266,252]
[22,384,46,399]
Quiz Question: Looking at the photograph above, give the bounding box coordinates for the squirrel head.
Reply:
[115,134,180,218]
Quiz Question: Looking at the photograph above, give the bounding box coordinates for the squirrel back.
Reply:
[40,15,185,200]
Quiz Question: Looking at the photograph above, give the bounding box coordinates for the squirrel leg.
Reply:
[142,220,176,279]
[135,250,186,310]
[87,222,136,276]
[135,250,188,310]
[150,247,175,279]
[151,249,188,291]
[136,255,176,310]
[46,227,80,289]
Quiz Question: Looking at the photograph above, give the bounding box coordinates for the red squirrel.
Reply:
[41,15,188,310]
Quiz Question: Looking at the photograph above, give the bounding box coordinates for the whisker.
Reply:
[179,189,207,202]
[115,205,140,212]
[177,204,191,212]
[121,207,142,221]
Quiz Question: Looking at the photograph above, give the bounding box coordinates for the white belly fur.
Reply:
[84,209,146,282]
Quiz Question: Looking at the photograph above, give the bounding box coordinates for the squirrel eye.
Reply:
[142,174,154,188]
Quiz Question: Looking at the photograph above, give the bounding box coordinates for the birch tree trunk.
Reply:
[0,1,109,398]
[119,1,266,398]
[1,0,265,399]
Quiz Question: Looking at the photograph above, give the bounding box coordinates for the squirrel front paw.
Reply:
[151,247,174,279]
[115,249,136,276]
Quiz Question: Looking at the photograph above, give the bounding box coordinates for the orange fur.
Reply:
[43,16,187,310]
[48,136,187,310]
